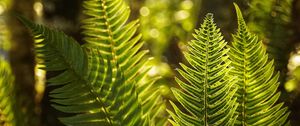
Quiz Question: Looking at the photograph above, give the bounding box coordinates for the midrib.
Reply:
[98,0,120,125]
[101,0,118,65]
[47,40,114,126]
[242,38,247,126]
[204,32,209,126]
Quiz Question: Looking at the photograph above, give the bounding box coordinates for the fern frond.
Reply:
[19,16,151,126]
[82,0,165,125]
[169,13,238,126]
[82,0,149,90]
[247,0,293,83]
[82,0,145,69]
[229,4,290,125]
[0,57,17,126]
[18,16,87,75]
[57,48,147,126]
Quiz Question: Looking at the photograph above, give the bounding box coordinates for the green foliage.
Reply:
[14,1,294,125]
[18,17,150,126]
[139,0,196,58]
[168,13,238,126]
[247,0,293,83]
[18,0,165,125]
[82,0,166,125]
[228,4,290,125]
[0,56,17,126]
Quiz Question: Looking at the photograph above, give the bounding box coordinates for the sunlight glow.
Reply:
[288,54,300,71]
[284,79,297,92]
[140,6,150,17]
[175,10,190,21]
[34,2,43,17]
[34,65,46,103]
[181,0,193,10]
[292,55,300,65]
[148,66,159,76]
[0,5,4,15]
[150,28,159,38]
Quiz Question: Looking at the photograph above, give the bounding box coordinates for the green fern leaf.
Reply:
[82,0,165,125]
[247,0,293,84]
[229,3,290,125]
[57,48,146,126]
[82,0,146,73]
[19,15,151,125]
[169,13,238,126]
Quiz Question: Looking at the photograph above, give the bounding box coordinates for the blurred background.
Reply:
[1,0,300,125]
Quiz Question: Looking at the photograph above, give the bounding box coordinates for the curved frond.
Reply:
[19,16,151,126]
[169,13,238,126]
[247,0,293,83]
[82,0,145,71]
[229,4,290,125]
[82,0,165,125]
[56,48,147,126]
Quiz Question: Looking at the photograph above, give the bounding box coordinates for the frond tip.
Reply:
[229,3,290,125]
[169,13,238,126]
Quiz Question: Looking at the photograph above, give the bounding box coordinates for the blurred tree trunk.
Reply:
[7,0,40,125]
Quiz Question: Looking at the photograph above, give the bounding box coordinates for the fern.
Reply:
[247,0,293,83]
[229,4,290,125]
[82,0,165,125]
[18,15,151,125]
[18,0,164,125]
[168,13,238,126]
[15,1,294,125]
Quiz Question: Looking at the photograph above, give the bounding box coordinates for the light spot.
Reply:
[284,79,297,92]
[34,2,43,17]
[292,55,300,64]
[150,28,159,38]
[0,5,4,15]
[36,69,44,77]
[175,10,190,21]
[181,0,193,10]
[35,66,46,102]
[159,85,170,96]
[148,66,158,76]
[140,7,150,17]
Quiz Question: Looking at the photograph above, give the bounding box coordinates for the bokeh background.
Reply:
[1,0,300,125]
